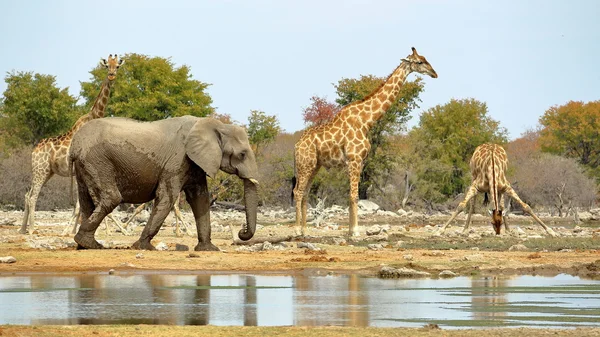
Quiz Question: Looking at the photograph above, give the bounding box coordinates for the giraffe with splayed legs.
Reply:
[436,143,557,237]
[20,55,125,235]
[293,47,438,237]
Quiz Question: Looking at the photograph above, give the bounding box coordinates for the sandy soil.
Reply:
[1,207,599,336]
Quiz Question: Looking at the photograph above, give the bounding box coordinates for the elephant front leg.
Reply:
[185,177,219,251]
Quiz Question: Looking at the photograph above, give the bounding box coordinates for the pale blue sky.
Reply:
[1,0,598,139]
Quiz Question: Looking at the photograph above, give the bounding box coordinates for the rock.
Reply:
[379,266,430,278]
[470,247,480,251]
[297,242,319,251]
[397,209,408,217]
[188,253,200,258]
[403,254,413,261]
[135,253,144,259]
[508,244,529,252]
[175,244,189,251]
[367,233,389,242]
[395,241,405,248]
[367,243,384,251]
[376,210,399,217]
[527,235,544,239]
[155,242,169,251]
[578,212,593,222]
[332,237,346,246]
[573,226,584,233]
[0,256,16,264]
[366,225,382,236]
[108,269,116,275]
[357,200,380,212]
[462,254,483,261]
[439,270,457,278]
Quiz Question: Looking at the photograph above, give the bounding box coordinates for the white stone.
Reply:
[155,242,169,251]
[357,200,380,212]
[439,270,457,278]
[0,256,16,264]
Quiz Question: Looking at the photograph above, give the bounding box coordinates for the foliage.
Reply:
[539,100,600,181]
[302,96,340,126]
[79,53,214,121]
[0,71,80,147]
[246,110,281,156]
[406,98,508,205]
[334,75,424,199]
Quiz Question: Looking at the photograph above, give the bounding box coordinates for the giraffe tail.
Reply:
[290,176,296,206]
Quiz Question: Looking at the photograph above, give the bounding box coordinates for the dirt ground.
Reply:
[1,207,599,336]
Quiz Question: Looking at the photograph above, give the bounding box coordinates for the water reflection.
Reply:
[0,273,599,328]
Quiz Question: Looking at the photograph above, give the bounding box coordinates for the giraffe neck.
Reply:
[88,77,114,119]
[345,62,411,129]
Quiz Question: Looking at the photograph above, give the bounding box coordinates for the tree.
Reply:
[407,98,508,204]
[334,75,424,199]
[302,96,340,126]
[1,71,80,147]
[79,53,214,121]
[539,100,600,180]
[247,110,281,156]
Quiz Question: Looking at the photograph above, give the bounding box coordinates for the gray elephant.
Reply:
[68,116,258,251]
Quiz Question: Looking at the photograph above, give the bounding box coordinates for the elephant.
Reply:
[68,115,259,251]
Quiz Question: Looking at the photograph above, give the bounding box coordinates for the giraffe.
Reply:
[436,143,557,236]
[20,54,125,235]
[292,47,438,237]
[121,194,194,237]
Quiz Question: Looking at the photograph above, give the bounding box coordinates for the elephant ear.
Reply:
[185,119,222,178]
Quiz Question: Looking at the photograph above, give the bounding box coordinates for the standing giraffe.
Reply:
[436,143,557,236]
[293,47,438,236]
[20,55,125,235]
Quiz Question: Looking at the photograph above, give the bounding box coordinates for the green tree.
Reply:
[334,75,424,199]
[0,71,79,147]
[539,100,600,180]
[407,98,508,204]
[79,53,214,121]
[247,110,281,156]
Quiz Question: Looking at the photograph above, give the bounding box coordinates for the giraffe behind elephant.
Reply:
[20,55,125,235]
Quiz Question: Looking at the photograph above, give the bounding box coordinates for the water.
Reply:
[0,272,599,328]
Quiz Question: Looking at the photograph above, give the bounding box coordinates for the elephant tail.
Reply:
[68,156,75,206]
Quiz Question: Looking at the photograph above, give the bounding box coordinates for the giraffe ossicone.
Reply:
[435,143,557,237]
[292,47,438,237]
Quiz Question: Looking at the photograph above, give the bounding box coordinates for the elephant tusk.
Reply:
[249,178,259,185]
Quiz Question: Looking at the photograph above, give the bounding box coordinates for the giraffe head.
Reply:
[491,209,503,235]
[100,54,124,81]
[401,47,438,78]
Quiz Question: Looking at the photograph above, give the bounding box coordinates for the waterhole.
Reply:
[1,273,598,328]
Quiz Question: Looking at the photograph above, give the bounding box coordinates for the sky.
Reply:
[0,0,598,140]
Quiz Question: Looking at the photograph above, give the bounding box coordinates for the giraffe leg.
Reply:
[107,213,131,236]
[436,184,479,235]
[62,198,81,236]
[347,160,362,237]
[122,203,147,232]
[293,164,319,237]
[20,169,53,234]
[504,186,557,237]
[463,194,477,234]
[172,195,193,237]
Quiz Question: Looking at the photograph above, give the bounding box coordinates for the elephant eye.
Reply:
[239,151,247,160]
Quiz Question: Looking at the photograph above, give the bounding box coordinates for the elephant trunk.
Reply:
[238,178,258,241]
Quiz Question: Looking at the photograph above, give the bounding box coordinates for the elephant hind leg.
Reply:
[74,182,122,249]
